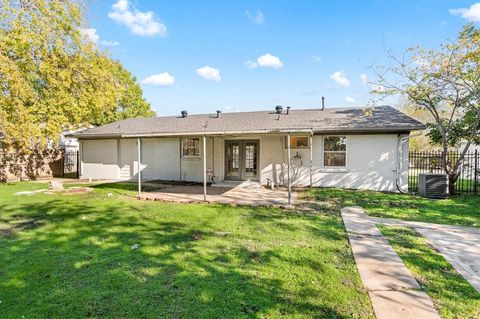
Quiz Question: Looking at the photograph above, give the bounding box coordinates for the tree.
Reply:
[0,0,154,152]
[102,61,155,124]
[397,97,437,151]
[372,24,480,194]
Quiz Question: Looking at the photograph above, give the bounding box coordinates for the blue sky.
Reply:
[83,0,480,116]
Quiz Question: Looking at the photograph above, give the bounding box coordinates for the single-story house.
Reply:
[75,105,424,199]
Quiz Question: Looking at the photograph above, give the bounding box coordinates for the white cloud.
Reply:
[311,55,322,62]
[371,84,387,93]
[330,70,351,87]
[80,28,120,48]
[113,0,128,11]
[101,40,120,47]
[196,66,221,82]
[246,53,283,69]
[108,0,167,36]
[80,28,99,43]
[258,53,283,68]
[244,60,258,69]
[142,72,175,87]
[245,10,265,24]
[345,96,356,104]
[360,74,369,85]
[450,3,480,22]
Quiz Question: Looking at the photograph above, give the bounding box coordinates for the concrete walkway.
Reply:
[371,216,480,293]
[341,207,441,319]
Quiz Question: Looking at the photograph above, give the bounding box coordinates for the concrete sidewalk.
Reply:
[341,207,440,319]
[371,216,480,293]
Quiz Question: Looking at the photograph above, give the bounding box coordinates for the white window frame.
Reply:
[285,135,310,149]
[182,137,200,159]
[322,135,347,169]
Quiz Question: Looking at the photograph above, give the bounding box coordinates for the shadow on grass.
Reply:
[0,198,363,318]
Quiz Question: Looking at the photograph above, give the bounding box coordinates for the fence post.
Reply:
[76,150,80,179]
[61,150,65,178]
[475,150,478,194]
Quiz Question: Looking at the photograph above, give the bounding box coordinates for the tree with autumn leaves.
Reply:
[0,0,154,180]
[373,24,480,194]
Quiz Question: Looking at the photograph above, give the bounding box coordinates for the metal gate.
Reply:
[52,150,79,178]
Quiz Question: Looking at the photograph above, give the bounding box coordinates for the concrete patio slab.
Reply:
[139,182,295,207]
[341,207,441,319]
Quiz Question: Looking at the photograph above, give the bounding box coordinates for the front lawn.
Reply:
[0,182,374,318]
[303,188,480,227]
[379,226,480,319]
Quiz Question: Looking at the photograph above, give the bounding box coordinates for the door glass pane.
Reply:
[244,143,257,177]
[227,142,240,177]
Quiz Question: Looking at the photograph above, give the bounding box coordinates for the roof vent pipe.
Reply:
[216,110,221,118]
[181,110,188,118]
[321,97,325,111]
[286,106,291,115]
[275,105,283,114]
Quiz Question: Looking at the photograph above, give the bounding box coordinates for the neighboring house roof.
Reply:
[75,105,425,139]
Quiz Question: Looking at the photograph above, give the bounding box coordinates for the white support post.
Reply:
[309,132,313,187]
[203,134,207,202]
[287,133,292,205]
[137,137,142,198]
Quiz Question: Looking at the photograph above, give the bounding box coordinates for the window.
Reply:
[323,136,346,167]
[182,138,200,158]
[287,136,309,148]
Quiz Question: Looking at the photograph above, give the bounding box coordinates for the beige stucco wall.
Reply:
[79,133,409,192]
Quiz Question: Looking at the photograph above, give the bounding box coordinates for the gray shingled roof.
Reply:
[75,105,425,139]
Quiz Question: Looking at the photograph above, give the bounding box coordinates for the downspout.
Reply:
[287,132,292,205]
[396,132,422,193]
[309,129,313,187]
[137,137,142,198]
[203,134,207,202]
[179,138,182,182]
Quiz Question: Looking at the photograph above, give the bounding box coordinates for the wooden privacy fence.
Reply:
[409,150,479,195]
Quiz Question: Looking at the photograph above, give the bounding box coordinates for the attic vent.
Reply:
[418,174,449,199]
[275,105,283,114]
[181,110,188,118]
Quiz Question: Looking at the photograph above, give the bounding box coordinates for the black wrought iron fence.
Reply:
[52,150,79,178]
[408,150,479,195]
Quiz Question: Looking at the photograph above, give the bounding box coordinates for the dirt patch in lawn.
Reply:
[0,218,44,238]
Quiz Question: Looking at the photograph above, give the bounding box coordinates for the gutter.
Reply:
[74,127,425,140]
[396,132,422,193]
[74,128,314,140]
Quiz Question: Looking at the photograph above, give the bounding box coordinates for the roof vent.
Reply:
[275,105,283,114]
[286,106,291,115]
[321,97,325,111]
[181,110,188,118]
[216,110,221,118]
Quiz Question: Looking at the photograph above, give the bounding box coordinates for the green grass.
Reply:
[0,182,374,318]
[303,188,480,227]
[379,226,480,319]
